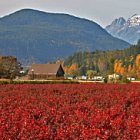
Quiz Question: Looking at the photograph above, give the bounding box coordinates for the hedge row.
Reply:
[0,80,80,84]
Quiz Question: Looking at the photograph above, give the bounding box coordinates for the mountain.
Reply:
[106,14,140,44]
[0,9,130,65]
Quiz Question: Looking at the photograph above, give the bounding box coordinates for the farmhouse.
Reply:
[28,63,65,80]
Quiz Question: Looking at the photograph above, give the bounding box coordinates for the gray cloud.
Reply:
[0,0,140,27]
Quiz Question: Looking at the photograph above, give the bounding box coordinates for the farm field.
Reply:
[0,84,139,139]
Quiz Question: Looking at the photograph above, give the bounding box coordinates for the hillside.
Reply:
[64,40,140,77]
[0,9,129,65]
[106,15,140,44]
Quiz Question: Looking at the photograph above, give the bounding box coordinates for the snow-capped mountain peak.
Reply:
[127,14,140,27]
[105,14,140,44]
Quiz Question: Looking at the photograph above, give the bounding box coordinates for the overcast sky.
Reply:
[0,0,140,27]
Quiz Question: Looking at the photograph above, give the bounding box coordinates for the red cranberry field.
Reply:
[0,83,140,139]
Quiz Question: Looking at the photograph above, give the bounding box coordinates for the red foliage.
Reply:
[0,83,139,139]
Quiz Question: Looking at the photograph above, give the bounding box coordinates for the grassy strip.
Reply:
[0,80,80,84]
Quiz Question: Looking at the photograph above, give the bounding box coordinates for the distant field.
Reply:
[0,84,139,139]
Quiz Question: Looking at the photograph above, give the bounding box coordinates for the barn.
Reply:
[28,64,65,80]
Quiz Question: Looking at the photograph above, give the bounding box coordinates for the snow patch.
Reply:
[127,14,140,27]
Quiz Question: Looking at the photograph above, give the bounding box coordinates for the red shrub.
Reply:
[0,83,139,139]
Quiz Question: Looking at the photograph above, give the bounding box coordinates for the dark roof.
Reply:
[28,64,63,75]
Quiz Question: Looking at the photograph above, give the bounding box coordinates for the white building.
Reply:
[92,76,104,81]
[108,73,120,80]
[127,77,135,81]
[81,75,87,80]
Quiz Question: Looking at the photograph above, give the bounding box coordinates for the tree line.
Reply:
[64,40,140,76]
